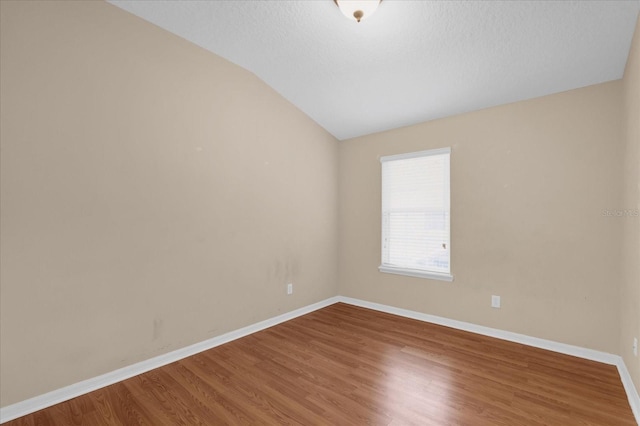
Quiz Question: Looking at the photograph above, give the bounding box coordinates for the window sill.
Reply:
[378,265,454,282]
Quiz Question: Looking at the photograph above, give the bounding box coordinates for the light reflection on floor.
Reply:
[377,343,454,425]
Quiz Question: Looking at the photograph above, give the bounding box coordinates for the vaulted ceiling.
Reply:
[109,0,640,140]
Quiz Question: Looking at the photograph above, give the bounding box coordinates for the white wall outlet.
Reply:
[287,283,293,295]
[633,337,638,357]
[491,295,501,308]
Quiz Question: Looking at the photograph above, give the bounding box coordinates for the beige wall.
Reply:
[0,1,338,406]
[339,81,624,354]
[621,15,640,391]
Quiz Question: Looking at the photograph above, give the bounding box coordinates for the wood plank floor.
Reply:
[4,303,636,425]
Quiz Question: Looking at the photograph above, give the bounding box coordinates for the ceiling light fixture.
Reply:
[334,0,381,23]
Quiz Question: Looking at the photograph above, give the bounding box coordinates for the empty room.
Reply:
[1,0,639,424]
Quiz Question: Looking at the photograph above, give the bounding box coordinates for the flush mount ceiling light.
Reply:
[334,0,382,23]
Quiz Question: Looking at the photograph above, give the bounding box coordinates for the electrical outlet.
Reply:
[634,337,638,357]
[287,283,293,295]
[491,295,501,308]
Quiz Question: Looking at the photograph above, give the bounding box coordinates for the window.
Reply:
[379,147,452,281]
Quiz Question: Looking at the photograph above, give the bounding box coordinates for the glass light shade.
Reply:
[335,0,381,22]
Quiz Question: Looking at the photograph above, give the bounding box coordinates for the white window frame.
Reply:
[379,147,453,282]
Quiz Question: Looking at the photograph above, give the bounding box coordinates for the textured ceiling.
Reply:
[108,0,640,140]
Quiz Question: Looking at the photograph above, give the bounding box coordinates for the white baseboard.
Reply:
[0,296,340,424]
[618,359,640,423]
[336,296,640,425]
[336,296,619,364]
[2,295,638,425]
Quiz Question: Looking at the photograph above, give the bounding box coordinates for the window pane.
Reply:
[381,149,450,276]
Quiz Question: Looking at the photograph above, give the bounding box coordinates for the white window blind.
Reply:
[379,147,452,281]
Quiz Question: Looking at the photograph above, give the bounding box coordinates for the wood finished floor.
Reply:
[5,303,635,425]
